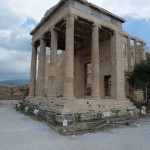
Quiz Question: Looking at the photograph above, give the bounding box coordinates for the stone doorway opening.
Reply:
[104,75,111,97]
[84,63,91,96]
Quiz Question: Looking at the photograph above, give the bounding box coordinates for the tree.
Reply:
[126,57,150,104]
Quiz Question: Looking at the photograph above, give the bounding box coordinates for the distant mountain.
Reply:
[0,79,29,86]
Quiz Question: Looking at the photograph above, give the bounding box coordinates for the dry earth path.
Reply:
[0,100,150,150]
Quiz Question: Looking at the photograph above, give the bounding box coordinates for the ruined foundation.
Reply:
[18,98,140,135]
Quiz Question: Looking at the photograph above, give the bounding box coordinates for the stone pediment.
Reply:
[40,0,124,24]
[40,6,56,22]
[40,0,88,23]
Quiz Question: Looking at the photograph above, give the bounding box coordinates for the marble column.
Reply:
[134,39,138,63]
[91,24,101,99]
[111,30,125,99]
[37,36,46,97]
[141,42,146,60]
[64,14,75,99]
[47,27,58,98]
[29,43,37,97]
[134,40,146,63]
[127,37,132,69]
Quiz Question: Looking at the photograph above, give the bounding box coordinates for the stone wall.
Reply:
[122,38,146,102]
[43,40,145,101]
[44,53,65,96]
[44,39,112,98]
[0,85,29,100]
[56,52,65,96]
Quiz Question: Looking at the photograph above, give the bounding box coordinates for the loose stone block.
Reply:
[102,112,111,118]
[17,104,21,108]
[28,107,35,113]
[34,109,39,115]
[134,109,140,114]
[141,106,146,111]
[117,110,128,117]
[63,119,68,126]
[37,110,46,117]
[55,115,64,123]
[110,112,117,117]
[141,106,146,115]
[128,110,134,116]
[25,107,29,112]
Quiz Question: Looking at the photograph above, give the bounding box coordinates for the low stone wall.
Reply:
[0,85,29,100]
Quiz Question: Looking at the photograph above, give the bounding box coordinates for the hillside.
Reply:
[0,79,29,86]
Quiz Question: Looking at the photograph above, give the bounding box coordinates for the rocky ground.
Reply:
[0,100,150,150]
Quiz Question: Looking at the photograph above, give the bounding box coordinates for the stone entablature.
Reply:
[31,0,125,42]
[31,0,125,35]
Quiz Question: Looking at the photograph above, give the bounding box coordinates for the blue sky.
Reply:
[0,0,149,81]
[123,17,150,49]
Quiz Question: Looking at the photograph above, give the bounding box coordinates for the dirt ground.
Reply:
[0,100,150,150]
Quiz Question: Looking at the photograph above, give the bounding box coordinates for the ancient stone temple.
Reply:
[25,0,146,122]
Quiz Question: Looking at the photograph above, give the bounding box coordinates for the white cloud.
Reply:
[4,0,59,22]
[0,7,26,29]
[0,47,31,81]
[2,0,150,22]
[0,28,31,52]
[0,0,150,81]
[97,0,150,20]
[0,48,30,72]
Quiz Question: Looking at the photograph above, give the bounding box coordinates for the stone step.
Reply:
[37,103,135,109]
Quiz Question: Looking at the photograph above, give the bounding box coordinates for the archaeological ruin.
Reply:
[0,85,29,100]
[23,0,147,124]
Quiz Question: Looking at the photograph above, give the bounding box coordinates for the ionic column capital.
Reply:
[50,26,58,32]
[65,13,77,21]
[127,38,131,45]
[133,39,138,47]
[31,42,38,47]
[126,36,131,40]
[134,39,138,42]
[39,35,46,41]
[92,23,101,28]
[113,30,123,36]
[141,42,146,46]
[50,26,55,31]
[124,34,130,39]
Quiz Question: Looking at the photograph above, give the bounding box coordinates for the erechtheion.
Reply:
[25,0,146,122]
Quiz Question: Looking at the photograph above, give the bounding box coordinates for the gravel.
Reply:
[0,100,150,150]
